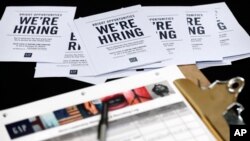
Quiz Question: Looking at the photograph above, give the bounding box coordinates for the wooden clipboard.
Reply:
[177,65,244,141]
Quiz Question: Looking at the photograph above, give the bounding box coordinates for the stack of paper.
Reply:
[0,6,76,62]
[194,3,250,68]
[0,2,250,84]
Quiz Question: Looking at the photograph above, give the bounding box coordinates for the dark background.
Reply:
[0,0,249,125]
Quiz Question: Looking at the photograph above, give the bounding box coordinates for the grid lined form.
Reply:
[48,102,213,141]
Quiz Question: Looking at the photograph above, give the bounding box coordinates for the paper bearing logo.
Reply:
[70,70,78,75]
[24,53,32,58]
[129,57,138,63]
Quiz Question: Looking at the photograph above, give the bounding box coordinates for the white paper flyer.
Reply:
[196,61,231,69]
[138,6,195,68]
[68,75,107,84]
[0,6,76,62]
[224,53,250,63]
[195,2,250,58]
[35,32,93,77]
[72,5,168,76]
[69,68,153,84]
[185,7,222,61]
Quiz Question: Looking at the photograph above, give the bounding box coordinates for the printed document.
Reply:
[69,68,153,84]
[195,2,250,58]
[72,5,167,76]
[136,6,195,69]
[0,6,76,62]
[35,31,93,77]
[185,6,222,61]
[0,66,215,141]
[196,61,231,69]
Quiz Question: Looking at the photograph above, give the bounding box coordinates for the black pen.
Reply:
[98,102,109,141]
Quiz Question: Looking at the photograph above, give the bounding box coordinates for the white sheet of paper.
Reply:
[72,5,168,76]
[129,6,196,69]
[0,6,76,62]
[127,61,164,69]
[35,30,94,77]
[0,66,215,141]
[223,53,250,63]
[134,6,195,69]
[47,102,215,141]
[68,76,107,84]
[68,69,132,85]
[196,2,250,58]
[185,6,222,61]
[197,61,231,69]
[69,68,154,84]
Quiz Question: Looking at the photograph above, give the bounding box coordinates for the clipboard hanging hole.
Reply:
[155,72,160,76]
[2,113,7,118]
[227,77,244,94]
[231,82,239,89]
[81,92,85,96]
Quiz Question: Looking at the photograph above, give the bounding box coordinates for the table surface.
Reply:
[0,0,249,125]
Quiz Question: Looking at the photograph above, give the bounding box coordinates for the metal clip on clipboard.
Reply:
[174,77,245,141]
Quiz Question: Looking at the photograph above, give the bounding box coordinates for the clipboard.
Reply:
[0,65,245,141]
[174,76,245,141]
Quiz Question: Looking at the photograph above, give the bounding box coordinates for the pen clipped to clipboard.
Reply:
[174,77,245,141]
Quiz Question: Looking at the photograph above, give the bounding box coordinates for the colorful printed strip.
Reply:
[5,81,173,139]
